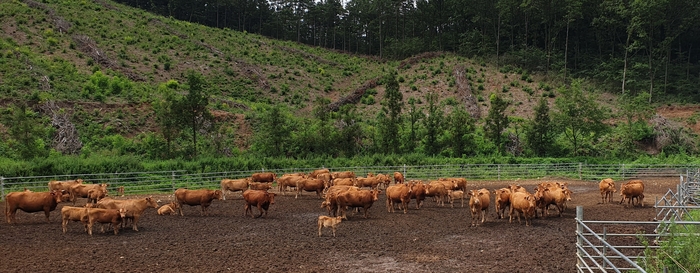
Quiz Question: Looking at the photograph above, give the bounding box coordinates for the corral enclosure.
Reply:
[0,176,678,273]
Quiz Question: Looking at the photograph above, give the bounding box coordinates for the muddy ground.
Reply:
[0,177,677,273]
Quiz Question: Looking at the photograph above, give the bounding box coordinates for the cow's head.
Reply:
[267,192,276,205]
[145,196,159,208]
[50,190,64,203]
[213,190,223,200]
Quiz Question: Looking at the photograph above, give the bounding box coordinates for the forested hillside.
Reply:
[0,0,699,176]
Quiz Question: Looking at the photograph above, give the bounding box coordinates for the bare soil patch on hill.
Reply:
[0,177,677,272]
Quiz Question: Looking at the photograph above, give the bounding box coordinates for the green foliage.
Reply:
[553,80,609,156]
[484,93,511,155]
[525,98,554,157]
[0,102,49,159]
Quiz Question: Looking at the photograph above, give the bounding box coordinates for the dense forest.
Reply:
[121,0,700,101]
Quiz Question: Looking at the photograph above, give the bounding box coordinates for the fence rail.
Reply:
[576,170,700,273]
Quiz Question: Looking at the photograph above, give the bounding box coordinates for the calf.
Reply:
[447,190,465,208]
[510,192,537,226]
[468,189,490,227]
[620,180,645,207]
[61,206,89,234]
[157,202,180,215]
[599,178,616,204]
[175,188,223,216]
[70,183,108,205]
[317,216,343,237]
[5,190,65,224]
[243,190,276,218]
[86,187,107,204]
[86,208,126,235]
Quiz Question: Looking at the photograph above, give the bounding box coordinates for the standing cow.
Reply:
[175,188,223,216]
[243,190,276,218]
[5,190,66,224]
[599,178,616,204]
[468,188,490,227]
[620,180,645,207]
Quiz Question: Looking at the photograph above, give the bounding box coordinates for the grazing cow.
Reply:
[321,186,359,217]
[620,180,645,207]
[439,177,467,192]
[599,178,616,204]
[332,178,356,187]
[251,172,277,183]
[96,197,159,231]
[60,206,89,234]
[70,183,108,205]
[317,173,333,190]
[5,190,66,224]
[335,189,381,219]
[86,187,108,204]
[243,190,276,218]
[174,189,223,216]
[534,185,568,218]
[493,188,512,219]
[86,208,126,235]
[296,178,326,199]
[117,186,125,197]
[385,183,412,213]
[425,182,449,207]
[220,178,250,200]
[447,190,465,208]
[332,171,356,180]
[318,216,343,237]
[157,202,180,215]
[309,169,330,178]
[277,175,306,195]
[249,182,273,191]
[468,189,490,227]
[354,176,383,190]
[408,181,427,209]
[393,172,405,185]
[510,192,537,226]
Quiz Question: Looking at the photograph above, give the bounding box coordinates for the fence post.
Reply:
[576,206,583,269]
[602,227,608,270]
[621,163,625,179]
[578,163,582,180]
[1,176,4,201]
[171,171,176,193]
[498,165,501,180]
[403,164,406,179]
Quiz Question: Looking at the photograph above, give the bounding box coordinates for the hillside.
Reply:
[0,0,697,159]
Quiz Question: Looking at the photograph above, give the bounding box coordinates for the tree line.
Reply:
[118,0,700,102]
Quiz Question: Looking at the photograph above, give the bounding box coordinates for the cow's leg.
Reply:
[132,216,140,231]
[256,204,264,218]
[332,226,336,237]
[44,208,51,223]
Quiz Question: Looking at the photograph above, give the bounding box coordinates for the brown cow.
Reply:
[96,196,159,231]
[309,168,330,178]
[157,202,180,215]
[86,208,126,235]
[243,190,276,218]
[393,172,405,185]
[335,189,381,219]
[5,190,66,224]
[175,188,223,216]
[296,178,326,199]
[86,187,108,204]
[425,182,448,207]
[332,171,356,179]
[220,178,250,200]
[60,206,89,234]
[249,182,273,191]
[408,181,427,209]
[510,192,537,226]
[439,177,467,192]
[117,186,125,197]
[48,179,83,194]
[317,173,333,190]
[599,178,616,204]
[70,183,108,205]
[375,174,392,189]
[321,186,359,216]
[468,189,490,227]
[534,185,568,218]
[332,178,356,187]
[277,175,305,195]
[385,183,412,213]
[620,180,645,207]
[354,176,383,190]
[251,172,277,183]
[318,216,343,237]
[493,188,512,219]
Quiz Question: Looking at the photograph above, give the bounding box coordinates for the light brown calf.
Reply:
[317,216,343,237]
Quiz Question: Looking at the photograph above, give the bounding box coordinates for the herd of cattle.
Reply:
[3,169,647,236]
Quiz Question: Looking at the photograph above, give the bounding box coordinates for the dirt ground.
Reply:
[0,177,678,273]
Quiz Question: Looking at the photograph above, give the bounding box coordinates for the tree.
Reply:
[447,106,475,157]
[525,97,553,156]
[484,93,510,155]
[336,104,363,157]
[1,102,48,159]
[255,104,291,157]
[176,71,212,158]
[153,80,181,159]
[553,80,609,156]
[378,71,403,153]
[401,97,423,153]
[422,91,443,155]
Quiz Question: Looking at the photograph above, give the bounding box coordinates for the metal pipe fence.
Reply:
[0,163,694,199]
